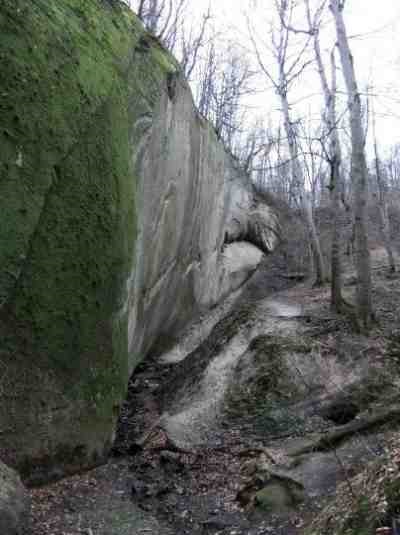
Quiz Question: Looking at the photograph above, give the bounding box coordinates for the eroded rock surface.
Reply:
[127,78,279,362]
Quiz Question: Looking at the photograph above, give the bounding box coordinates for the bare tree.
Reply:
[130,0,187,50]
[178,8,212,80]
[302,0,347,310]
[196,41,217,117]
[196,42,254,151]
[250,0,327,285]
[385,144,400,195]
[327,47,347,310]
[237,119,275,176]
[330,0,374,328]
[297,117,327,208]
[370,93,396,272]
[242,121,296,204]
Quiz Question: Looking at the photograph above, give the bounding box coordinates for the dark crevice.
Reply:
[320,399,360,425]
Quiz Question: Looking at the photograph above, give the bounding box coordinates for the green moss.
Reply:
[225,334,306,434]
[137,33,179,74]
[255,484,293,513]
[0,0,142,305]
[1,56,135,421]
[340,495,376,535]
[0,0,180,476]
[255,480,305,513]
[385,478,400,516]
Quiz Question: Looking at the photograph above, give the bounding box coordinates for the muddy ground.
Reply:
[30,248,400,535]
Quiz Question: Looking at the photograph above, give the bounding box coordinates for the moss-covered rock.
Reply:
[237,461,306,516]
[256,484,294,512]
[225,334,308,435]
[0,0,178,483]
[255,480,305,514]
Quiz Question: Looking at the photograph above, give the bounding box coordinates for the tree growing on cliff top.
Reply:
[196,41,254,151]
[128,0,211,69]
[130,0,187,49]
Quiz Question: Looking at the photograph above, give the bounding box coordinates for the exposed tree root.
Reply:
[289,404,400,456]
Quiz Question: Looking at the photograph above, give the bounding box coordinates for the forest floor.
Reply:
[30,247,400,535]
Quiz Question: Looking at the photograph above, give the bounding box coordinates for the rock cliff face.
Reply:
[0,0,278,483]
[128,80,279,362]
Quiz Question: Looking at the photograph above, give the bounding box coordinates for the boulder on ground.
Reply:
[237,452,306,514]
[0,461,30,535]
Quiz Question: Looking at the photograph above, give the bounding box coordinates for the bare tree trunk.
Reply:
[137,0,146,20]
[328,48,344,310]
[147,0,159,33]
[304,194,327,285]
[330,0,373,328]
[371,100,396,272]
[277,6,326,284]
[375,186,396,273]
[305,0,344,306]
[250,0,326,284]
[279,80,327,286]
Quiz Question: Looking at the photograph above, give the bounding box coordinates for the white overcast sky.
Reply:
[185,0,400,155]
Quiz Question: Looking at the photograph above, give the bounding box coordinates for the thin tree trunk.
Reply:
[251,0,326,285]
[279,80,327,286]
[371,102,396,272]
[377,202,396,272]
[304,195,327,285]
[375,158,396,273]
[330,0,373,328]
[329,49,344,310]
[305,0,344,306]
[137,0,146,20]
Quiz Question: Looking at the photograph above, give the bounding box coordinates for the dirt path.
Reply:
[30,459,173,535]
[161,295,302,450]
